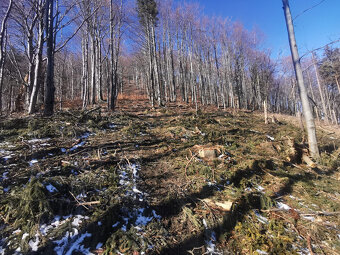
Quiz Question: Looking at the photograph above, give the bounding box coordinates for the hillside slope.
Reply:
[0,105,339,255]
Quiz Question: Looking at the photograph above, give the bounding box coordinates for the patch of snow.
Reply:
[108,123,117,129]
[96,243,103,249]
[76,193,87,199]
[256,250,269,255]
[112,222,120,228]
[256,185,265,192]
[133,187,143,194]
[61,148,67,153]
[29,159,38,166]
[70,141,86,152]
[27,138,50,144]
[302,216,315,222]
[22,233,29,240]
[54,228,93,255]
[3,187,10,193]
[28,232,40,251]
[2,172,8,180]
[3,155,14,161]
[297,247,311,255]
[254,210,268,224]
[135,208,153,226]
[45,184,58,193]
[152,210,161,220]
[121,225,127,232]
[62,232,92,255]
[79,133,91,139]
[97,221,102,226]
[202,219,221,254]
[40,216,71,236]
[277,202,291,210]
[12,229,21,235]
[72,215,87,227]
[266,135,275,141]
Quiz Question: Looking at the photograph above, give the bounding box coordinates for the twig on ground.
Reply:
[185,151,197,178]
[188,245,205,255]
[307,235,315,255]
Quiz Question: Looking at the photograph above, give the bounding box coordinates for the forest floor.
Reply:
[0,99,340,255]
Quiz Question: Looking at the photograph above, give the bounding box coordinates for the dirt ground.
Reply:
[0,101,339,255]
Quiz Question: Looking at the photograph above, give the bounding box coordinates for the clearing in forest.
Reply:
[0,105,339,255]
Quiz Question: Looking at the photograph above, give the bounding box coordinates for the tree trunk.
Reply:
[28,13,44,114]
[0,0,12,114]
[44,0,55,116]
[312,52,329,123]
[282,0,319,159]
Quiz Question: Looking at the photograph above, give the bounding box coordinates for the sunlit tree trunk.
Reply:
[282,0,319,159]
[44,0,55,116]
[28,8,44,114]
[312,52,329,123]
[0,0,13,113]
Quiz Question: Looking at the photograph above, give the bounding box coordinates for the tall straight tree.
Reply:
[0,0,13,113]
[282,0,319,159]
[44,0,55,116]
[109,0,123,111]
[137,0,159,107]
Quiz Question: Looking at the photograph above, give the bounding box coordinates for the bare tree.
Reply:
[282,0,319,159]
[0,0,13,113]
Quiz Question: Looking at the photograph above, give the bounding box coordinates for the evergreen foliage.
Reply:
[136,0,158,27]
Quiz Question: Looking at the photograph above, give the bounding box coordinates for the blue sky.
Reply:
[190,0,340,59]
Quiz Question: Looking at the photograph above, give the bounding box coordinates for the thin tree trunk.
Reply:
[312,52,329,123]
[282,0,319,159]
[264,100,268,124]
[44,0,55,116]
[28,13,44,114]
[0,0,12,114]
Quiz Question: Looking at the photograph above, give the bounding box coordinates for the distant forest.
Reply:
[0,0,339,124]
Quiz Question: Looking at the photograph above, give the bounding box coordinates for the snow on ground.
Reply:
[255,185,265,192]
[277,201,291,210]
[29,159,38,166]
[45,183,58,193]
[254,210,268,224]
[256,249,269,255]
[302,216,315,222]
[60,132,92,153]
[54,231,93,255]
[266,135,275,141]
[28,232,40,251]
[117,162,162,240]
[70,141,86,152]
[72,215,89,227]
[1,172,8,180]
[27,138,51,148]
[202,219,222,255]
